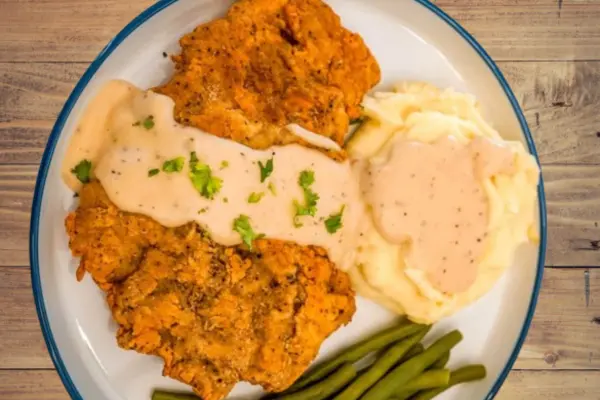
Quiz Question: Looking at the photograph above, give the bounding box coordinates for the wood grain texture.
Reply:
[496,371,600,400]
[0,166,36,268]
[501,62,600,165]
[2,61,600,165]
[1,265,598,370]
[0,266,52,369]
[1,1,600,61]
[435,0,598,6]
[440,5,600,61]
[515,268,600,369]
[0,370,66,400]
[0,0,154,62]
[544,165,600,267]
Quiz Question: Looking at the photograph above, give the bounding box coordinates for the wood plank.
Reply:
[0,0,153,62]
[2,61,600,165]
[0,62,86,164]
[497,371,600,400]
[1,369,599,400]
[515,267,600,369]
[435,0,598,6]
[544,165,600,267]
[0,166,36,268]
[440,5,600,61]
[2,265,598,370]
[0,266,52,369]
[501,61,600,166]
[0,370,66,400]
[1,1,600,62]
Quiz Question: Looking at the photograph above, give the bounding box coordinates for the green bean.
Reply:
[351,342,422,385]
[151,390,199,400]
[273,363,357,400]
[431,351,450,369]
[411,365,487,400]
[400,343,425,363]
[360,343,423,374]
[391,351,451,400]
[333,326,431,400]
[290,321,425,390]
[391,369,451,400]
[361,330,463,400]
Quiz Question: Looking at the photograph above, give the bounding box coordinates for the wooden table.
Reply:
[1,0,599,398]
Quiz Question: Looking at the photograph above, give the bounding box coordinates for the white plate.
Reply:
[30,1,548,399]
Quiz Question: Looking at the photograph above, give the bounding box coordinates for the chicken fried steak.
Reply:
[155,0,381,151]
[66,182,356,400]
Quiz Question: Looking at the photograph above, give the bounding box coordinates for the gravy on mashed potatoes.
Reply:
[348,82,540,324]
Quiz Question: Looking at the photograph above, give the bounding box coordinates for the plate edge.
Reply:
[29,1,180,399]
[413,1,548,399]
[28,1,549,399]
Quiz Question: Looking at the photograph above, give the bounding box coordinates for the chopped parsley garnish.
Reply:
[133,115,155,129]
[268,182,277,195]
[198,208,207,214]
[299,170,314,187]
[248,192,265,204]
[189,151,223,199]
[71,159,92,184]
[143,115,155,129]
[223,197,229,203]
[258,158,274,182]
[233,215,264,250]
[148,168,160,177]
[325,205,345,234]
[293,170,319,227]
[220,160,229,169]
[162,157,185,173]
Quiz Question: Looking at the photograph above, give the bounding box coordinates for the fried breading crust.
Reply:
[66,182,356,400]
[154,0,381,152]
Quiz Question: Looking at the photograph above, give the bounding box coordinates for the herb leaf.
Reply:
[268,182,277,195]
[293,170,319,227]
[162,157,185,173]
[133,115,155,129]
[71,160,92,184]
[248,192,265,204]
[220,160,229,169]
[148,168,160,177]
[233,215,264,250]
[299,170,314,188]
[189,152,223,199]
[143,115,155,129]
[258,158,274,182]
[325,205,345,234]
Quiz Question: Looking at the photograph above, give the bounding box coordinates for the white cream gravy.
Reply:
[62,80,364,270]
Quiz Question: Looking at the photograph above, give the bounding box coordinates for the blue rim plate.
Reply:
[29,1,547,399]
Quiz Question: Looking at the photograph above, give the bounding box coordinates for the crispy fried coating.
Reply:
[66,182,356,400]
[154,0,381,151]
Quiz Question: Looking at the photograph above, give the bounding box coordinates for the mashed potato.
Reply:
[347,82,540,324]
